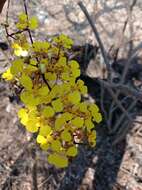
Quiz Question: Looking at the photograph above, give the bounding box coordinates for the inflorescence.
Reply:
[2,13,102,168]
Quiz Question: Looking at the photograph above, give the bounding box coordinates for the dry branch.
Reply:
[78,1,111,79]
[0,0,7,13]
[100,80,142,102]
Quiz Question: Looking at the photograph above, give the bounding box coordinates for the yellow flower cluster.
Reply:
[16,13,38,30]
[2,13,102,168]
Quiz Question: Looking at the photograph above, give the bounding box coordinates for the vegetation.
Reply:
[2,12,102,168]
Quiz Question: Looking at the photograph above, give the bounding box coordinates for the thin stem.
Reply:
[22,0,51,90]
[23,0,34,44]
[78,1,111,79]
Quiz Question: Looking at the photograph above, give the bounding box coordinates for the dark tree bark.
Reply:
[0,0,7,13]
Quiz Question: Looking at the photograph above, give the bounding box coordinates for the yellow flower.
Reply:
[29,16,38,30]
[18,108,28,125]
[51,140,62,152]
[42,106,55,118]
[51,98,63,112]
[39,124,52,137]
[12,43,28,57]
[33,41,50,53]
[71,117,84,128]
[47,153,68,168]
[61,130,72,142]
[68,91,81,105]
[2,68,14,81]
[53,34,73,49]
[88,131,96,147]
[20,74,33,90]
[16,13,38,30]
[66,146,78,157]
[37,135,47,145]
[11,59,24,76]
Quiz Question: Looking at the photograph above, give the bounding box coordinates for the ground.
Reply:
[0,0,142,190]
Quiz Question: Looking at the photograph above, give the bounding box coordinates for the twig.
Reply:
[78,1,111,79]
[105,87,133,122]
[0,0,7,13]
[129,41,142,60]
[4,0,17,42]
[23,0,33,44]
[112,120,132,145]
[101,80,142,127]
[121,0,137,83]
[7,29,27,37]
[130,0,137,11]
[110,99,137,135]
[101,80,142,102]
[100,79,109,127]
[22,0,51,90]
[111,96,130,113]
[38,175,53,189]
[113,15,129,61]
[6,0,10,24]
[106,1,137,130]
[107,101,115,132]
